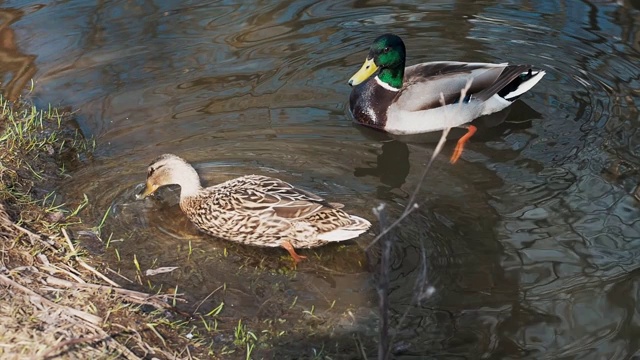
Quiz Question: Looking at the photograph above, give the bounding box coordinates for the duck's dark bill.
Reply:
[135,183,157,200]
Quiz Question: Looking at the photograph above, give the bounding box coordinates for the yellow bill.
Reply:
[348,58,378,86]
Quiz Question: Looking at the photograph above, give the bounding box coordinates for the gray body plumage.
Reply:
[349,54,545,134]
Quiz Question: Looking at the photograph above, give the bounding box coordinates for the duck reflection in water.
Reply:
[353,100,541,195]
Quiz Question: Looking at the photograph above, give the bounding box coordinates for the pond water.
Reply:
[2,0,640,358]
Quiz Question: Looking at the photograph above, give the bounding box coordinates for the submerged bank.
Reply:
[0,94,208,359]
[0,92,387,359]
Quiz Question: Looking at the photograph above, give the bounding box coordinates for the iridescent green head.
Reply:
[348,33,406,89]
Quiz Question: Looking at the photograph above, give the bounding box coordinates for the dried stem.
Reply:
[192,284,224,315]
[372,79,474,359]
[45,275,184,309]
[62,228,121,287]
[39,335,106,360]
[0,273,102,325]
[13,221,57,251]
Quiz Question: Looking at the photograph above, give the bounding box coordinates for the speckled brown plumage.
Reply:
[137,154,371,261]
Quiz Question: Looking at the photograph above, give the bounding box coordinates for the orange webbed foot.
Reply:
[281,241,307,265]
[450,125,477,164]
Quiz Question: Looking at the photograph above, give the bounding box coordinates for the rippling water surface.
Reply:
[2,0,640,358]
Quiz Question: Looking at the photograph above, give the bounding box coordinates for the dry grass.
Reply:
[0,202,126,359]
[0,94,201,360]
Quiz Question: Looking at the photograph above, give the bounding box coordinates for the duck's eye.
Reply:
[148,164,164,177]
[383,47,390,53]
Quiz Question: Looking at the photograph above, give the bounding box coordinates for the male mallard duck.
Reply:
[136,154,371,263]
[348,33,546,163]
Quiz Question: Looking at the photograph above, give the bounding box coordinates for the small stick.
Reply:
[371,80,474,360]
[39,334,105,360]
[42,263,86,284]
[111,323,154,358]
[12,222,57,251]
[364,203,419,251]
[46,275,185,308]
[105,267,134,284]
[40,327,144,360]
[365,79,474,251]
[0,273,102,325]
[192,284,223,315]
[146,323,166,347]
[61,228,121,287]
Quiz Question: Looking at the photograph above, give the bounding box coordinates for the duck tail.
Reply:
[317,215,371,242]
[499,67,546,101]
[347,215,372,231]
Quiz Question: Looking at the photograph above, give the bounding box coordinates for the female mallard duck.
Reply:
[136,154,371,263]
[348,33,546,163]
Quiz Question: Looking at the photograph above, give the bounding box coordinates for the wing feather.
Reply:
[396,62,508,111]
[221,175,336,220]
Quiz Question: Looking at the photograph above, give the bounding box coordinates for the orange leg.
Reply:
[281,241,307,264]
[450,125,477,164]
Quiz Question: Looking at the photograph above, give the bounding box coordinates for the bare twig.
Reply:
[61,228,121,287]
[105,267,135,284]
[365,203,419,252]
[192,284,224,315]
[45,275,184,309]
[0,273,102,325]
[110,324,150,358]
[373,204,391,360]
[50,263,86,284]
[146,323,166,347]
[365,121,452,252]
[371,79,474,359]
[384,231,434,359]
[355,333,369,360]
[366,82,474,252]
[12,222,57,251]
[39,334,105,360]
[404,77,473,212]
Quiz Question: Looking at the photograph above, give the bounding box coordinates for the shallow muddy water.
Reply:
[3,0,640,358]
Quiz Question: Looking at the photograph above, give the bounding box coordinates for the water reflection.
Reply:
[3,0,640,357]
[0,7,36,100]
[352,101,541,199]
[354,139,411,192]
